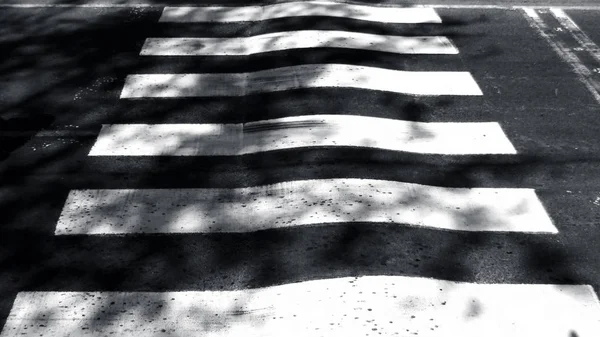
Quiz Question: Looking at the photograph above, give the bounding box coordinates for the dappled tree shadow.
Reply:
[1,2,600,336]
[0,113,55,160]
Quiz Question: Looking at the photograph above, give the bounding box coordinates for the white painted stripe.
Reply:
[54,178,556,235]
[140,33,458,56]
[2,276,599,337]
[160,2,442,23]
[522,8,600,103]
[120,65,483,98]
[4,4,600,10]
[87,115,516,156]
[550,8,600,63]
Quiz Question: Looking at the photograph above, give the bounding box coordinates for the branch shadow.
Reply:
[0,3,596,336]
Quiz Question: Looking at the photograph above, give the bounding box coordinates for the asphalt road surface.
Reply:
[1,2,600,336]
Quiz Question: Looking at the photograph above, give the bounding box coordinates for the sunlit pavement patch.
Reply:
[54,178,555,235]
[2,276,599,336]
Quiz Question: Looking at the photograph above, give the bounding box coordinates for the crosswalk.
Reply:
[159,3,443,23]
[3,277,600,336]
[120,65,483,97]
[88,116,515,156]
[55,178,555,234]
[2,2,600,336]
[139,33,459,56]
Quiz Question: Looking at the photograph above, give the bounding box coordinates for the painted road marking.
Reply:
[54,178,556,235]
[522,8,600,103]
[4,3,600,9]
[120,65,483,98]
[550,8,600,63]
[88,115,516,156]
[140,33,458,56]
[160,2,442,23]
[2,276,599,336]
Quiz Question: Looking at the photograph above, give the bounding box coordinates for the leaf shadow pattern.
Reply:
[1,2,599,336]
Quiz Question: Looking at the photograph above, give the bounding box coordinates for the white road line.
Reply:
[140,33,458,56]
[54,178,556,235]
[550,8,600,63]
[522,8,600,103]
[88,115,516,156]
[2,276,599,337]
[3,4,600,10]
[120,65,483,98]
[160,2,442,23]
